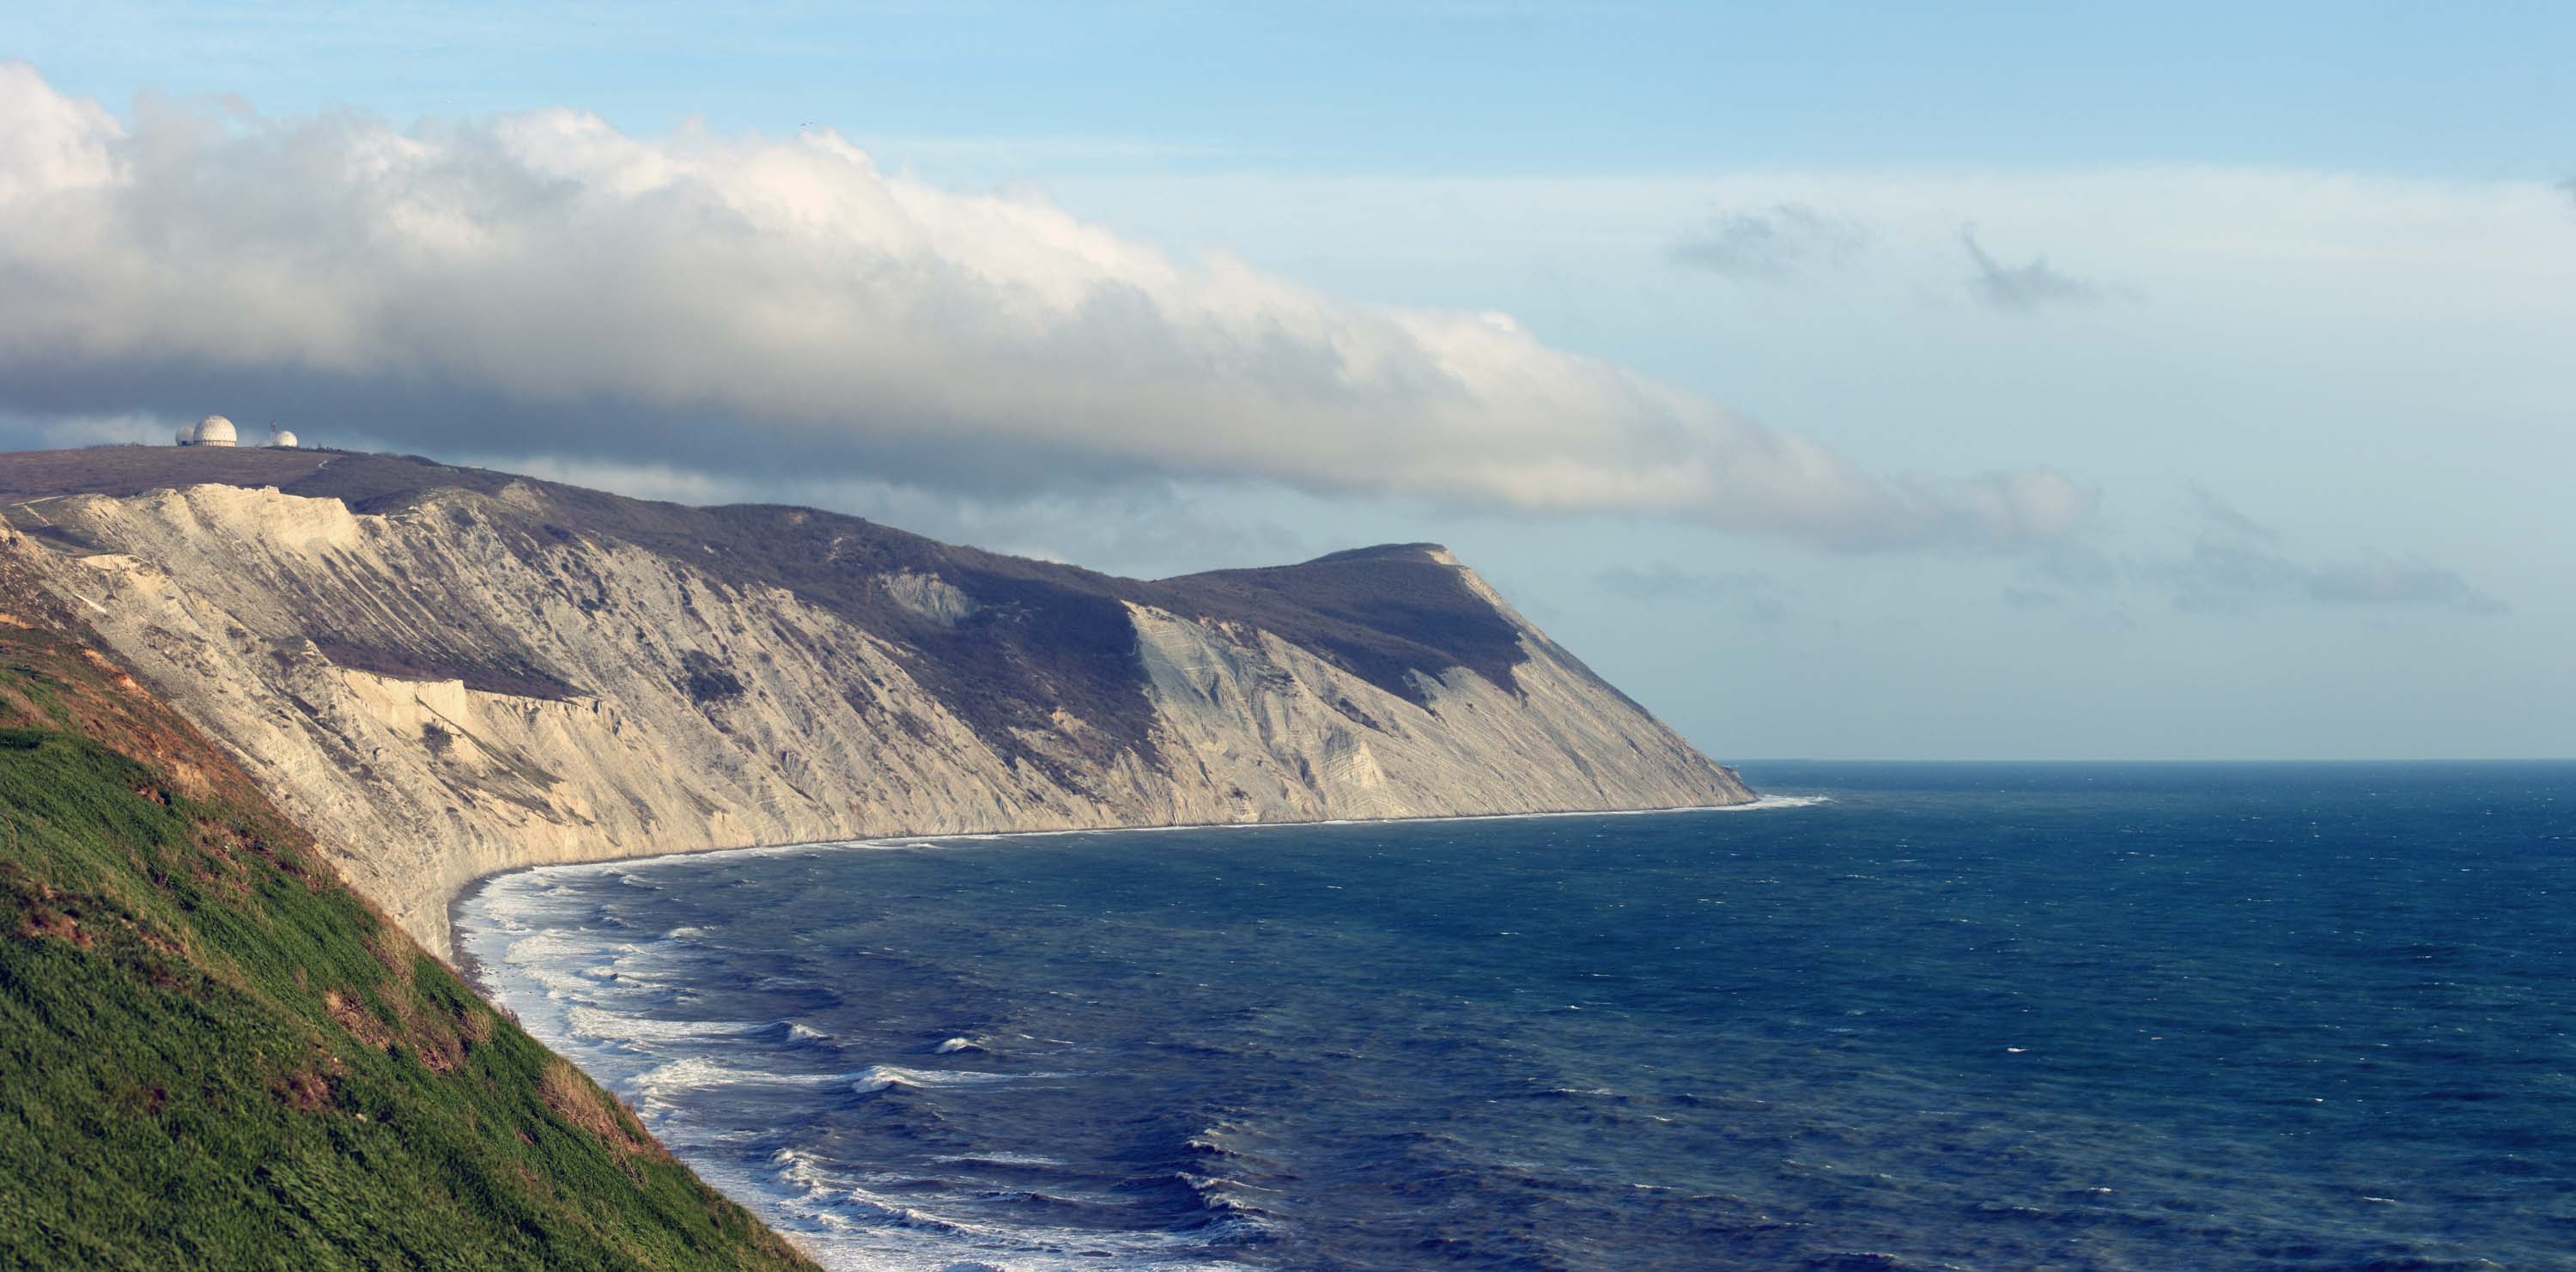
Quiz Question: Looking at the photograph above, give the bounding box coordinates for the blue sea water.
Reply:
[456,763,2576,1270]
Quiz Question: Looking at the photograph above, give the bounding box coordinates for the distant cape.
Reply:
[1,446,1751,958]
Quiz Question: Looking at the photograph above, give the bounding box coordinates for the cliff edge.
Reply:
[0,514,814,1269]
[1,447,1750,958]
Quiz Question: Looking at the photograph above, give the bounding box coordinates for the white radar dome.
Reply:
[271,429,300,449]
[192,415,239,447]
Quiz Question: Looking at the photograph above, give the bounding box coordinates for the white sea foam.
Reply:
[1722,794,1832,811]
[934,1037,987,1054]
[768,1146,836,1185]
[638,1056,1056,1103]
[765,1147,962,1232]
[565,1005,777,1044]
[495,927,595,968]
[1171,1171,1285,1242]
[851,1064,1052,1095]
[490,927,629,1000]
[637,1056,863,1093]
[930,1151,1068,1170]
[524,1032,1273,1271]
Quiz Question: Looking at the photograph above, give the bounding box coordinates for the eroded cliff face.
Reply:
[1,451,1749,958]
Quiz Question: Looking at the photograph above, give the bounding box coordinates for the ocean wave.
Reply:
[852,1064,1059,1095]
[641,1056,1062,1100]
[799,1190,975,1237]
[564,1006,840,1047]
[495,926,601,967]
[638,1056,861,1095]
[1170,1172,1284,1245]
[1719,794,1832,812]
[933,1037,987,1055]
[486,927,639,1001]
[761,1144,1249,1270]
[930,1151,1070,1171]
[974,1188,1102,1213]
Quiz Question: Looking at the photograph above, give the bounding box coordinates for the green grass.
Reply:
[0,607,812,1269]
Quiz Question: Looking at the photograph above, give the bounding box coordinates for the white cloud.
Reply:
[464,451,1310,579]
[0,63,2090,553]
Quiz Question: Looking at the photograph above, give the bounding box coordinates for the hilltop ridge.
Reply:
[1,445,1751,957]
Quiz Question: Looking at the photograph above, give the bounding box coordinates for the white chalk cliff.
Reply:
[0,450,1750,958]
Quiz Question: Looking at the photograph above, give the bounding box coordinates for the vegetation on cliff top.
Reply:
[0,563,812,1269]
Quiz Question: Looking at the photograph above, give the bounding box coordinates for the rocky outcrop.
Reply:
[1,449,1750,958]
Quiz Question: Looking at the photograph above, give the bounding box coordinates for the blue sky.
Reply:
[5,3,2572,759]
[21,3,2576,178]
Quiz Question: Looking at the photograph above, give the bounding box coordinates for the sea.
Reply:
[455,762,2576,1271]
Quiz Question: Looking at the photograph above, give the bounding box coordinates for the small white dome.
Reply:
[271,429,300,449]
[192,415,239,447]
[175,426,195,446]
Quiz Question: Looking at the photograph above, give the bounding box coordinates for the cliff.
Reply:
[0,447,1750,959]
[0,518,815,1269]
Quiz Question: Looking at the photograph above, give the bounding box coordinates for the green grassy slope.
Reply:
[0,560,814,1269]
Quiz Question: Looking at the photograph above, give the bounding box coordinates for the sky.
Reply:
[3,2,2570,761]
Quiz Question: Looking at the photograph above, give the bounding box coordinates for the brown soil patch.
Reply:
[20,906,94,947]
[540,1059,665,1161]
[405,1011,465,1074]
[323,989,398,1052]
[275,1069,334,1112]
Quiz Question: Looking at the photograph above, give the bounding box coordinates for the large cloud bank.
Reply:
[0,64,2089,551]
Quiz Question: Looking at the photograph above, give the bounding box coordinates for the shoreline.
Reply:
[445,792,1822,998]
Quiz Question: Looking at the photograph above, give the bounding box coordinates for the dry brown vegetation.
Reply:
[542,1058,668,1163]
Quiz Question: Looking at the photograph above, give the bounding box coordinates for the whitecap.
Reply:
[636,1056,857,1095]
[930,1151,1069,1170]
[852,1064,1050,1095]
[565,1005,776,1044]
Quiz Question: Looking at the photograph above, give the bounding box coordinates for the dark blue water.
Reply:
[456,763,2576,1270]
